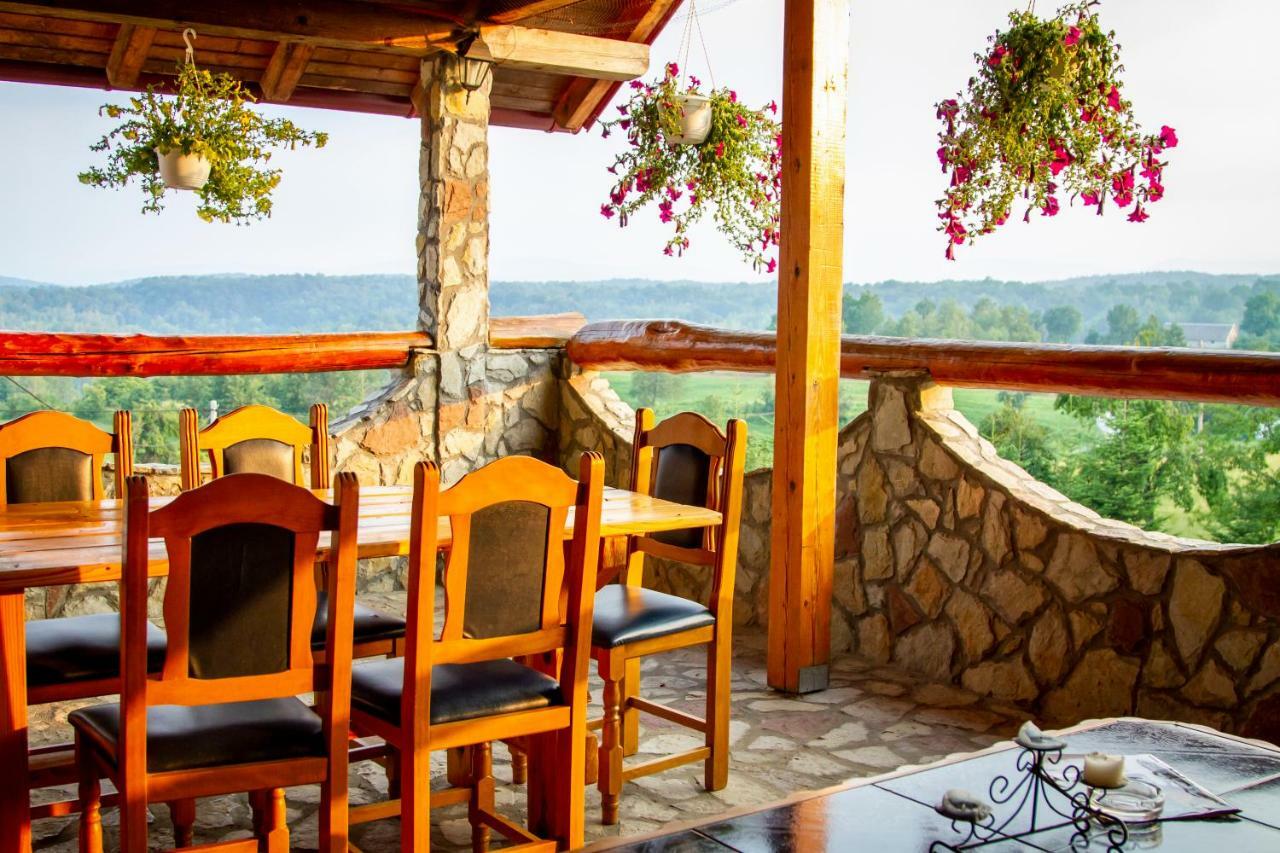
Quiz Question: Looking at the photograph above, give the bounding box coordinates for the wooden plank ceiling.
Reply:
[0,0,684,131]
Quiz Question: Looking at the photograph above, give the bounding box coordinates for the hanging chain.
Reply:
[675,0,715,91]
[182,28,197,65]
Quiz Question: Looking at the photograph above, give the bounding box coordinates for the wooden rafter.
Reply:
[486,0,584,25]
[551,0,680,131]
[0,1,461,55]
[259,40,314,101]
[105,22,153,87]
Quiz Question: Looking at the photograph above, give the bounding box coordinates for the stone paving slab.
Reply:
[30,592,1022,851]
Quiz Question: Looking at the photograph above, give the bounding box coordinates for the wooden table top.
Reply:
[0,485,722,594]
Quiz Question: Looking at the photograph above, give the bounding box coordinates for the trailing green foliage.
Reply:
[79,62,327,223]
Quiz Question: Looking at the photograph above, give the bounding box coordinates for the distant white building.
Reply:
[1177,322,1239,350]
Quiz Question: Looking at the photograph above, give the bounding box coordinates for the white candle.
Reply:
[1082,752,1126,788]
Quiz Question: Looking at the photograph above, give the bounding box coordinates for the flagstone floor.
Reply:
[29,592,1025,851]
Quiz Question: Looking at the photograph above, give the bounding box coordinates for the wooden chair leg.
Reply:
[76,737,103,853]
[167,798,196,848]
[584,730,599,786]
[508,739,528,785]
[704,636,731,792]
[525,733,549,839]
[261,788,288,853]
[401,736,431,853]
[621,657,641,756]
[598,675,623,826]
[556,723,587,849]
[446,746,472,788]
[468,742,493,853]
[319,756,349,853]
[385,745,402,800]
[118,777,149,853]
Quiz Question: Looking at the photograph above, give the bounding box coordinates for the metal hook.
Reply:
[182,27,197,65]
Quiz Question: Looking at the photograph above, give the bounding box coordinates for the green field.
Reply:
[602,371,1094,472]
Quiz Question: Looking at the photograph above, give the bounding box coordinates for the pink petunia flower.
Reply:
[1042,196,1061,217]
[987,44,1009,67]
[766,258,778,274]
[1064,26,1082,46]
[714,141,726,158]
[1106,85,1122,111]
[1128,205,1149,223]
[1159,125,1179,149]
[665,62,679,78]
[600,204,614,219]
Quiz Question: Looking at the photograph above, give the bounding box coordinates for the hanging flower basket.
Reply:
[669,93,713,145]
[78,35,327,224]
[598,63,782,271]
[155,148,212,190]
[936,1,1178,259]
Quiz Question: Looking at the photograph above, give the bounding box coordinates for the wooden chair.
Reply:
[0,410,158,817]
[71,471,361,853]
[179,403,407,660]
[595,408,746,825]
[349,453,604,851]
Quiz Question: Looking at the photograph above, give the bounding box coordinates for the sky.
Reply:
[0,0,1276,286]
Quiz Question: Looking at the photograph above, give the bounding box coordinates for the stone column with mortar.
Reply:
[417,53,496,485]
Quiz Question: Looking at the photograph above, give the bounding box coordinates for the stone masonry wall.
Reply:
[845,372,1280,742]
[561,368,1280,742]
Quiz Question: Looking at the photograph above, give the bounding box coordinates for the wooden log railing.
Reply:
[566,319,1280,407]
[0,313,586,377]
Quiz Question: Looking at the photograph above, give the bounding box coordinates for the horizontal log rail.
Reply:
[567,320,1280,407]
[0,313,585,377]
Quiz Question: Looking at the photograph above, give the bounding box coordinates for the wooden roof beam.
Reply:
[465,24,647,81]
[260,40,314,102]
[105,22,154,88]
[486,0,585,25]
[552,0,679,131]
[0,1,460,55]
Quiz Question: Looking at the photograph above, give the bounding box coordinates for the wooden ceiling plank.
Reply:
[551,0,679,130]
[466,23,647,81]
[105,22,153,88]
[486,0,584,25]
[260,40,314,102]
[0,9,112,36]
[0,1,459,55]
[0,25,110,51]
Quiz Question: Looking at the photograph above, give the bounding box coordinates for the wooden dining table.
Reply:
[0,483,722,853]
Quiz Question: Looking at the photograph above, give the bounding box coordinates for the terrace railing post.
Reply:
[767,0,850,693]
[417,53,495,484]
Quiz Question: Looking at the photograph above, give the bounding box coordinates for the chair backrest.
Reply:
[119,472,359,737]
[627,408,747,615]
[179,403,330,491]
[401,454,604,725]
[0,410,132,506]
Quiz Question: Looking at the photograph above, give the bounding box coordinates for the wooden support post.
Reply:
[767,0,850,694]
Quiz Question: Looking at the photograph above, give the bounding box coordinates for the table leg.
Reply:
[0,592,31,853]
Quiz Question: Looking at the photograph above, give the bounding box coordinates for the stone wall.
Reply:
[843,372,1280,741]
[561,367,1280,742]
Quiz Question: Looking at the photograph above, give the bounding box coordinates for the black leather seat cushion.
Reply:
[26,614,166,689]
[592,585,715,649]
[310,593,407,649]
[69,697,325,773]
[351,658,562,727]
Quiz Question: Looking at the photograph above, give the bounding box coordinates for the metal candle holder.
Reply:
[930,723,1130,851]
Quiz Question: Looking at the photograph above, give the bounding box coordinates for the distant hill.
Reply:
[0,271,1276,338]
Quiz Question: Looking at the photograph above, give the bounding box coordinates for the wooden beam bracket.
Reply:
[105,22,154,88]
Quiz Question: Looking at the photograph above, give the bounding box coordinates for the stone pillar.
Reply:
[418,54,495,483]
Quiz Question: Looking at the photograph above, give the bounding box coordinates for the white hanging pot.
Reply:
[155,148,212,190]
[669,94,712,146]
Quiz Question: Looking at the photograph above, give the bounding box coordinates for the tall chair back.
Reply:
[179,403,329,490]
[626,408,747,611]
[0,410,132,505]
[127,472,358,707]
